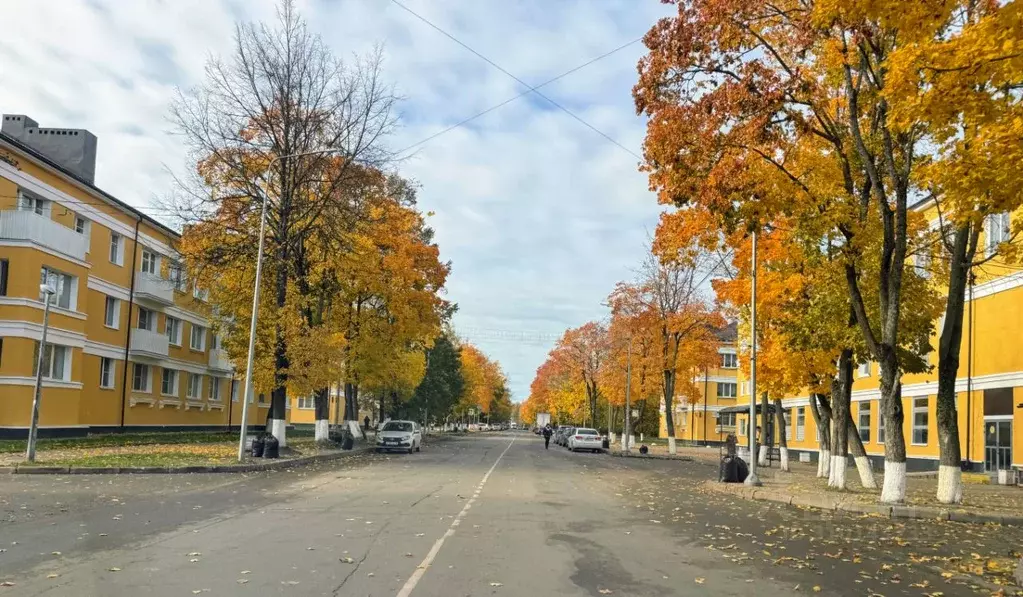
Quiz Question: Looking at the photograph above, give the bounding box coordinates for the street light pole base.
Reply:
[744,472,762,487]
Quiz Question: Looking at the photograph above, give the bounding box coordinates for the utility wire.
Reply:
[396,36,642,154]
[390,0,643,161]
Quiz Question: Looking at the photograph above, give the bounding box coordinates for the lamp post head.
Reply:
[39,283,55,296]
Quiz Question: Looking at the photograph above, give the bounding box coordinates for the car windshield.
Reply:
[577,429,598,435]
[382,422,413,432]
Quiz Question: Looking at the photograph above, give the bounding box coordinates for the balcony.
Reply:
[0,210,88,261]
[208,348,233,372]
[130,328,169,358]
[134,272,174,305]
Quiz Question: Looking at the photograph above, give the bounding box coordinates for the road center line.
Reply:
[395,437,515,597]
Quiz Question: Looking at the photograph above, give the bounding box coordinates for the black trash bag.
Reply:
[735,456,749,482]
[602,438,610,449]
[251,435,265,458]
[263,434,280,459]
[639,445,649,455]
[342,433,355,450]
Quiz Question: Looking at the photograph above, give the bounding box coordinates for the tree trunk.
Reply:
[879,368,908,503]
[314,387,330,441]
[774,398,789,472]
[844,409,877,489]
[936,224,975,504]
[758,391,770,466]
[829,350,853,489]
[810,393,832,479]
[269,328,289,447]
[343,382,358,420]
[662,369,677,454]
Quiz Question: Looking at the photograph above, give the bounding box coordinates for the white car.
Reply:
[567,428,604,453]
[376,420,422,453]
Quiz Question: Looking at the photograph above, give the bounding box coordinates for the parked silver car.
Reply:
[375,420,422,453]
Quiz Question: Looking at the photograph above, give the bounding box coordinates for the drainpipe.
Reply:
[703,366,709,445]
[966,269,975,469]
[119,216,142,429]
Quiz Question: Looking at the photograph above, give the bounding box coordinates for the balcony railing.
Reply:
[134,272,174,305]
[130,328,169,358]
[208,348,233,372]
[0,210,88,261]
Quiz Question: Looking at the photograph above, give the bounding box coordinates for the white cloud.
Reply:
[0,0,671,401]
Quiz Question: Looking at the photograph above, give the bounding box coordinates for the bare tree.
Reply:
[169,0,398,444]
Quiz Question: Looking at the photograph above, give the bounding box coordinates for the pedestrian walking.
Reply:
[542,424,553,449]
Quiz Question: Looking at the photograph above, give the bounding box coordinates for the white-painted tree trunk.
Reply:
[779,447,790,472]
[937,465,964,504]
[314,419,329,442]
[270,418,287,447]
[854,455,877,489]
[817,448,831,478]
[757,445,769,466]
[828,455,847,489]
[667,436,677,455]
[880,461,907,503]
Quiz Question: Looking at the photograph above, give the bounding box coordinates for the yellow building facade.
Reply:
[728,204,1023,473]
[0,114,275,437]
[659,323,740,444]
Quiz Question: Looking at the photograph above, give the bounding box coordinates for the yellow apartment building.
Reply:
[729,203,1023,473]
[0,113,275,437]
[659,322,740,444]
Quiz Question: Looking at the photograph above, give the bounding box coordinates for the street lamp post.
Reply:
[745,230,762,487]
[237,147,341,462]
[26,283,56,462]
[624,337,633,453]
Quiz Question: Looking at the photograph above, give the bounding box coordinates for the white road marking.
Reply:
[395,437,515,597]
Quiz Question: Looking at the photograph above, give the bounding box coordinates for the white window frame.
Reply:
[132,363,151,393]
[209,377,222,402]
[140,248,158,275]
[297,395,315,409]
[784,410,792,440]
[165,316,182,346]
[161,368,179,396]
[192,285,209,302]
[858,402,871,443]
[99,357,115,389]
[74,214,90,236]
[721,352,738,369]
[912,397,929,445]
[138,307,155,332]
[795,407,806,441]
[230,379,240,402]
[17,189,49,216]
[914,250,931,279]
[986,212,1011,256]
[857,362,871,378]
[109,232,124,266]
[717,382,737,398]
[168,261,186,292]
[104,296,120,329]
[40,266,75,310]
[190,324,206,351]
[187,373,202,399]
[33,341,70,381]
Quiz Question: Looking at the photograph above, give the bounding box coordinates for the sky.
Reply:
[0,0,672,401]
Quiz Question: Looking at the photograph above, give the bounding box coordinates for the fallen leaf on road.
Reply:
[99,534,108,537]
[598,589,613,594]
[189,558,199,563]
[306,547,315,551]
[490,582,503,587]
[47,574,59,579]
[0,582,14,587]
[51,551,61,556]
[415,533,425,537]
[695,578,705,584]
[367,573,375,577]
[813,586,821,592]
[340,557,354,564]
[281,580,299,585]
[108,568,121,572]
[240,570,250,575]
[187,552,201,557]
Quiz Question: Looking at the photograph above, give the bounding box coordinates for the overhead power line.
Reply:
[390,0,643,161]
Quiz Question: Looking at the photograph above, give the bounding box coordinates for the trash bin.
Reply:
[251,435,265,458]
[263,434,280,459]
[602,437,610,449]
[639,445,649,455]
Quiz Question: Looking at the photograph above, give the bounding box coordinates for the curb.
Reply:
[608,451,695,462]
[6,445,375,475]
[704,480,1023,526]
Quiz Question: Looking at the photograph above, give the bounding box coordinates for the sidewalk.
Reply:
[703,456,1023,525]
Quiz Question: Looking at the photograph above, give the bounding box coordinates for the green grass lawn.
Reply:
[0,428,317,455]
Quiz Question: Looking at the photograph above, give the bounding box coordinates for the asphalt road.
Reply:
[2,433,1020,596]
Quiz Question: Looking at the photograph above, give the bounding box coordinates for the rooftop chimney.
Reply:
[2,114,98,184]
